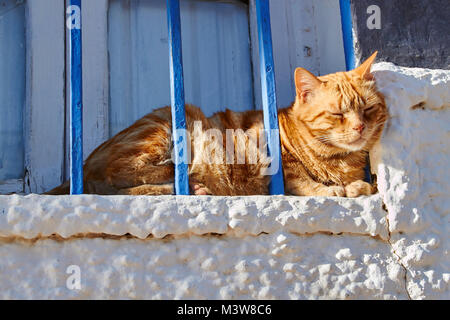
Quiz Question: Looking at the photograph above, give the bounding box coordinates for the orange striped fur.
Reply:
[47,52,387,197]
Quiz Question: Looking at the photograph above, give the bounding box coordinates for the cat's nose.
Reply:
[353,123,365,134]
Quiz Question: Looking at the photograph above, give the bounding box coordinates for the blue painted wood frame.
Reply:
[339,0,372,183]
[339,0,356,71]
[255,0,284,195]
[69,0,83,194]
[166,0,189,195]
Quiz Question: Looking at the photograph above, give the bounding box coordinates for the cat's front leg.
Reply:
[345,180,373,197]
[309,184,346,197]
[288,179,345,197]
[190,182,213,195]
[316,185,346,197]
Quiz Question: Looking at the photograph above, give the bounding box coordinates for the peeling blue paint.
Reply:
[69,0,83,194]
[166,0,189,195]
[255,0,285,195]
[339,0,356,71]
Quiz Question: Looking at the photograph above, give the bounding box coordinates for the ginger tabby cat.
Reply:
[47,52,387,197]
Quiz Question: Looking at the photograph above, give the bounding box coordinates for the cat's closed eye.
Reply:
[330,112,344,118]
[364,105,377,114]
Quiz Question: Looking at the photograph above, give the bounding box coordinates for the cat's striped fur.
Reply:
[47,52,387,197]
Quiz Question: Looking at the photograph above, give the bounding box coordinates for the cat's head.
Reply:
[293,52,387,152]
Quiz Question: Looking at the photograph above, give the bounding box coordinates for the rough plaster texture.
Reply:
[370,63,450,299]
[0,63,448,299]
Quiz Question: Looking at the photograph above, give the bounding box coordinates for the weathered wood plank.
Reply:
[313,0,346,75]
[250,0,319,110]
[250,0,346,110]
[64,0,109,181]
[108,0,253,136]
[81,0,109,160]
[24,0,65,193]
[0,0,26,183]
[0,179,23,194]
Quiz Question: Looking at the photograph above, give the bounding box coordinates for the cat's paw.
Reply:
[345,180,373,198]
[317,185,346,197]
[192,183,212,196]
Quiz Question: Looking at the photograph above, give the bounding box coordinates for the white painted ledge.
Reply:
[0,194,388,240]
[0,63,449,299]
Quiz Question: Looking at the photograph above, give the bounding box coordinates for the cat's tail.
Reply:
[44,181,70,195]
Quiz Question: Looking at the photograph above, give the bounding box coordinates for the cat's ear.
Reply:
[294,68,322,102]
[353,51,377,80]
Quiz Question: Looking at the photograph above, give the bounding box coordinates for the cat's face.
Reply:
[294,52,387,152]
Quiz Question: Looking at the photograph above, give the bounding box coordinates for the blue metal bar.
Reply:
[166,0,189,195]
[255,0,285,195]
[339,0,372,184]
[339,0,356,71]
[68,0,83,194]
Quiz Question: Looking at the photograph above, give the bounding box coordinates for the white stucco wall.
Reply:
[0,63,448,299]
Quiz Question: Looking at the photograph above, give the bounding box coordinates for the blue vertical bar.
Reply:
[69,0,83,194]
[339,0,372,183]
[255,0,284,195]
[339,0,356,70]
[166,0,189,195]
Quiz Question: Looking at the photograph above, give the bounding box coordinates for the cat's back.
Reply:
[83,106,176,184]
[204,108,264,132]
[83,104,216,178]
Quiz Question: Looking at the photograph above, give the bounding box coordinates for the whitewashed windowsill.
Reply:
[0,193,388,241]
[0,64,448,299]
